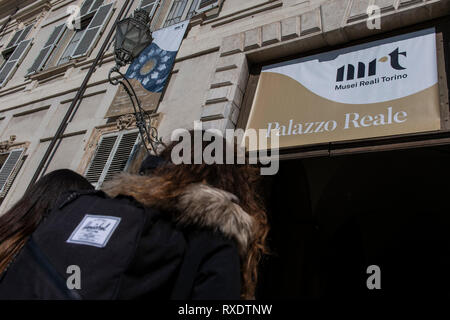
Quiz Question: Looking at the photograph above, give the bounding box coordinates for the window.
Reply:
[0,54,6,71]
[57,24,88,66]
[35,2,113,70]
[79,0,105,17]
[196,0,221,13]
[85,130,140,188]
[0,149,25,204]
[4,24,33,52]
[71,2,114,58]
[139,0,160,17]
[0,24,34,87]
[164,0,189,27]
[1,51,13,70]
[187,0,201,19]
[163,0,221,27]
[27,24,66,75]
[0,40,32,87]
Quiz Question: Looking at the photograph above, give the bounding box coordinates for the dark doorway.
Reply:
[257,146,450,299]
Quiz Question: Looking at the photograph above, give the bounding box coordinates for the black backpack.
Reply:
[0,191,202,300]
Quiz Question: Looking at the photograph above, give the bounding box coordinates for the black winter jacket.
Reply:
[0,177,254,300]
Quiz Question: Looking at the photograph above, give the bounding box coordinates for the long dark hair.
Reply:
[0,169,94,273]
[159,133,269,299]
[107,130,270,299]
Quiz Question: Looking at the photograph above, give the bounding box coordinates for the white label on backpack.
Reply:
[67,215,121,248]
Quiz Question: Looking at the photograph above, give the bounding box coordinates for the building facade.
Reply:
[1,0,450,298]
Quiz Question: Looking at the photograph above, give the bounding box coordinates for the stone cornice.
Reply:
[218,0,450,61]
[0,0,52,25]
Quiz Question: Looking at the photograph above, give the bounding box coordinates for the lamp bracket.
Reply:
[108,66,164,155]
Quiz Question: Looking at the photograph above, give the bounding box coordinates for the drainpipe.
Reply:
[26,0,132,190]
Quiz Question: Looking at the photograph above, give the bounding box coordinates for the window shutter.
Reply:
[71,2,114,58]
[90,0,105,13]
[85,134,118,185]
[103,131,139,183]
[196,0,221,13]
[5,30,23,49]
[28,24,66,75]
[16,24,33,43]
[0,39,32,87]
[5,25,33,50]
[0,149,24,194]
[0,153,25,198]
[85,131,139,188]
[79,0,94,17]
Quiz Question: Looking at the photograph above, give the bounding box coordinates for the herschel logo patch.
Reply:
[67,215,121,248]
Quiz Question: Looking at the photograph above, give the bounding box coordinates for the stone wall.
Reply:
[170,0,450,134]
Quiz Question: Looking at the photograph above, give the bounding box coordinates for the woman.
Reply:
[0,132,268,300]
[104,130,269,299]
[0,169,94,275]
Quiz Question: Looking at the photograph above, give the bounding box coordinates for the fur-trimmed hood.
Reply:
[102,173,254,257]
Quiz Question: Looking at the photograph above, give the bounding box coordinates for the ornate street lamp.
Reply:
[108,8,163,154]
[114,9,153,67]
